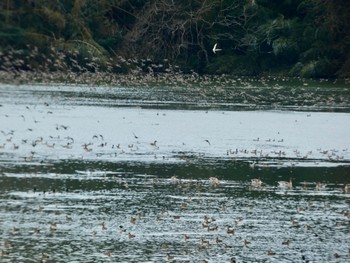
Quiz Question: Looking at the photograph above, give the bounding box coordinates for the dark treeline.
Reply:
[0,0,349,78]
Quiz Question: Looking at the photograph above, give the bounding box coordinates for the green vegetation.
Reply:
[0,0,349,79]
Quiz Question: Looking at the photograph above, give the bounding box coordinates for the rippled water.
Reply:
[0,80,349,262]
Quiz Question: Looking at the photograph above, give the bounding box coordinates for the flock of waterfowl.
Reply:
[1,70,350,262]
[0,129,348,170]
[1,171,349,262]
[250,177,349,193]
[1,105,349,166]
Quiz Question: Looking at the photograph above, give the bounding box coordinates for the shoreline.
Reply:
[1,70,349,87]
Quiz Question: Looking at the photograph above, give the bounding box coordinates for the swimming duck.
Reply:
[201,239,210,247]
[251,178,262,187]
[209,177,220,186]
[130,216,137,224]
[207,225,218,231]
[50,223,57,231]
[40,253,49,262]
[150,140,157,147]
[1,250,10,256]
[282,239,290,245]
[315,182,327,190]
[216,237,223,244]
[170,176,177,183]
[227,226,235,235]
[278,178,292,188]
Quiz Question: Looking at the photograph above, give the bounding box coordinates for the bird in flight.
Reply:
[212,43,222,54]
[204,139,211,145]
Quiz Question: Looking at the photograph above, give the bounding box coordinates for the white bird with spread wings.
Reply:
[212,43,222,54]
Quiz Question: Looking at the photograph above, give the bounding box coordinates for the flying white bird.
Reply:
[212,43,222,54]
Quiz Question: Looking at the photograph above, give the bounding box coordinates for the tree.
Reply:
[0,0,349,77]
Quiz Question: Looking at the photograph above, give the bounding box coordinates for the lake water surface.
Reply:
[0,79,349,262]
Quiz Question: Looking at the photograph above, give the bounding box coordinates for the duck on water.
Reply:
[278,178,293,188]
